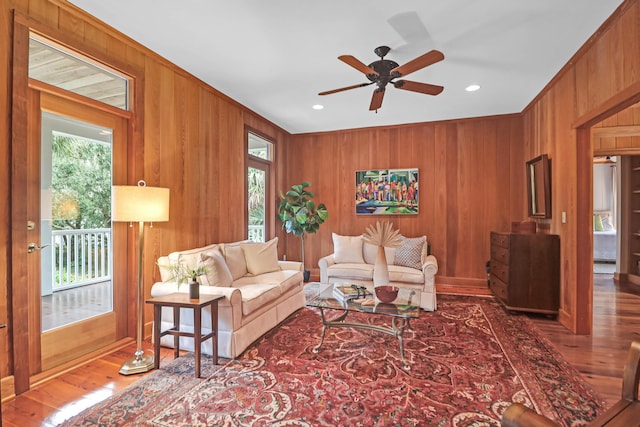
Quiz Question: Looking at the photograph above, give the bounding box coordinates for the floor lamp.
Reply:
[112,180,170,375]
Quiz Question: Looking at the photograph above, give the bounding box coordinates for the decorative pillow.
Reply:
[242,237,280,276]
[394,236,426,270]
[332,233,364,264]
[223,243,249,280]
[363,242,395,265]
[594,214,604,232]
[200,249,234,287]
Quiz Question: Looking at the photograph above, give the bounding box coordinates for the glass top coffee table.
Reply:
[305,284,420,369]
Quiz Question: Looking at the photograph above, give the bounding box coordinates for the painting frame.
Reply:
[355,168,419,215]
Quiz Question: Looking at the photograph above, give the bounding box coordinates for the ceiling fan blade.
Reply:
[318,82,373,96]
[394,80,444,95]
[391,50,444,77]
[339,55,379,76]
[369,89,385,111]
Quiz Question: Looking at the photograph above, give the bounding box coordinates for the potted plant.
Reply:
[278,181,328,282]
[162,262,208,299]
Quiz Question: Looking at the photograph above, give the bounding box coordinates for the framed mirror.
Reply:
[526,154,551,218]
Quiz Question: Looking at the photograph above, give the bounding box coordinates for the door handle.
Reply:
[28,243,50,253]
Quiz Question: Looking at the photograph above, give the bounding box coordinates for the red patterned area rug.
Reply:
[62,295,605,426]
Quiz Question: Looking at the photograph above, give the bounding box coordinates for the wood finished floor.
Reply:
[2,273,638,426]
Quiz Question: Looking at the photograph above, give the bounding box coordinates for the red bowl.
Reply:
[375,286,399,303]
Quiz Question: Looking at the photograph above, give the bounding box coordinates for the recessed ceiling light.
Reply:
[312,104,324,110]
[465,84,481,92]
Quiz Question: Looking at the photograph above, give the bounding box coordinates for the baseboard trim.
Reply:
[436,276,492,296]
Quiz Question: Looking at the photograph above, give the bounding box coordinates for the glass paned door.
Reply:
[40,112,114,331]
[27,90,126,374]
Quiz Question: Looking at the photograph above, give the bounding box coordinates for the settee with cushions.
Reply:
[318,233,438,311]
[150,237,304,359]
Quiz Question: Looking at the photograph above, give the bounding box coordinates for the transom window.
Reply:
[29,34,130,110]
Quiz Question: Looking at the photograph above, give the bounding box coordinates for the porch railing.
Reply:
[248,225,265,242]
[51,228,111,290]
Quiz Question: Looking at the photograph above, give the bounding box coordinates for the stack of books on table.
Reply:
[332,285,372,304]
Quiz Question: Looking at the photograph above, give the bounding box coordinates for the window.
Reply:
[247,132,274,242]
[29,34,130,110]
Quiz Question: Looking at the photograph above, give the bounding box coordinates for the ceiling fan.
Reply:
[319,46,445,112]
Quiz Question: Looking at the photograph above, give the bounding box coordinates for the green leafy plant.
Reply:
[277,181,328,274]
[159,262,208,287]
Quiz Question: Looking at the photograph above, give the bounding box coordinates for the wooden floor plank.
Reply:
[1,273,638,425]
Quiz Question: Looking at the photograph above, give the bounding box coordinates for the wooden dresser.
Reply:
[489,231,560,314]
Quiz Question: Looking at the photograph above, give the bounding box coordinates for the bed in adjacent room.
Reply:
[593,210,616,262]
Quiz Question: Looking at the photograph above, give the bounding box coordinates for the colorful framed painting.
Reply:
[355,168,419,215]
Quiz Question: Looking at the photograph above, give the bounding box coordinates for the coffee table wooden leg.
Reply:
[194,306,202,378]
[153,304,161,370]
[173,307,180,360]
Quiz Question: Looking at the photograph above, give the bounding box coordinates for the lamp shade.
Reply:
[112,181,170,222]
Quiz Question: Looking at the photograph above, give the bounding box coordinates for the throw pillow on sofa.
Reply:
[242,237,280,276]
[200,249,234,287]
[394,236,426,270]
[332,233,365,264]
[223,241,251,280]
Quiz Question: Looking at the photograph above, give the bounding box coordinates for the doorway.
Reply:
[592,156,618,275]
[25,90,129,375]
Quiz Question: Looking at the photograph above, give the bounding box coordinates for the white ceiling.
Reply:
[68,0,623,134]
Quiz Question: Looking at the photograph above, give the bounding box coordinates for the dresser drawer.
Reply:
[490,275,508,301]
[491,261,509,283]
[490,232,509,249]
[491,245,509,264]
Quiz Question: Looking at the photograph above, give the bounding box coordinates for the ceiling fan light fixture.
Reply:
[320,46,445,111]
[312,104,324,110]
[465,84,481,92]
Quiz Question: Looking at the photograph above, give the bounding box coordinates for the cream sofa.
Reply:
[150,237,304,359]
[318,233,438,311]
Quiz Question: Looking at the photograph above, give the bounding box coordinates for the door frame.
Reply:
[10,13,143,393]
[573,81,640,334]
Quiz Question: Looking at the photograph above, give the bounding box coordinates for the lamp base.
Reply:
[119,352,154,375]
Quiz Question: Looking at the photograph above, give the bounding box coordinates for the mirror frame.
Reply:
[526,154,552,219]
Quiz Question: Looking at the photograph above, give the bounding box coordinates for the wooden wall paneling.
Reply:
[216,100,245,243]
[57,7,84,36]
[482,121,499,277]
[82,21,107,52]
[616,108,635,149]
[175,74,200,245]
[26,0,58,25]
[506,117,526,225]
[199,89,221,245]
[444,121,461,281]
[433,122,453,276]
[412,125,436,239]
[313,133,338,272]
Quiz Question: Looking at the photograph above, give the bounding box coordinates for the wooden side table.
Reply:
[146,293,223,378]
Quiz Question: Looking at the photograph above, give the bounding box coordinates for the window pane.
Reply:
[29,36,129,110]
[248,132,272,160]
[248,167,266,242]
